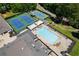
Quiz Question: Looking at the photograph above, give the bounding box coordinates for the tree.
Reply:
[72,31,79,39]
[41,3,79,29]
[10,3,36,13]
[0,3,11,13]
[0,3,37,13]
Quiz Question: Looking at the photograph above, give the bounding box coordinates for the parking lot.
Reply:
[0,30,50,56]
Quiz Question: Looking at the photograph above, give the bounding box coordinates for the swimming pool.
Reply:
[36,27,58,44]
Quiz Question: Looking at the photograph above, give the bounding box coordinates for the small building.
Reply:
[0,16,12,35]
[62,17,69,25]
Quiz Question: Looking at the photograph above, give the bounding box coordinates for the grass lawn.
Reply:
[46,18,79,56]
[1,11,16,19]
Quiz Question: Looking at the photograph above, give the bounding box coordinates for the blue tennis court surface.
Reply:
[20,15,34,25]
[11,19,24,29]
[31,10,48,20]
[7,13,35,33]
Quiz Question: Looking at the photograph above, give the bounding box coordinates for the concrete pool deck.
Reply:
[32,24,72,56]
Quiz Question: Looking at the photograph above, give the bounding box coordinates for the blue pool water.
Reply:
[31,10,48,19]
[20,15,34,25]
[10,19,24,29]
[36,27,58,44]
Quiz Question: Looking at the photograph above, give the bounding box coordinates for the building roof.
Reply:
[35,20,43,26]
[28,23,37,30]
[0,16,12,34]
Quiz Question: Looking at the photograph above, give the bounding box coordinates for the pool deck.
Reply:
[32,24,72,56]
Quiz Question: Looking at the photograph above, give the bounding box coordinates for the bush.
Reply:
[72,32,79,39]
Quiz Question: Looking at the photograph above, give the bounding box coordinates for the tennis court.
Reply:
[31,10,48,20]
[7,13,35,33]
[11,19,24,29]
[20,15,35,25]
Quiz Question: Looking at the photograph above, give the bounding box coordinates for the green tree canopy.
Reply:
[41,3,79,29]
[0,3,37,13]
[10,3,36,13]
